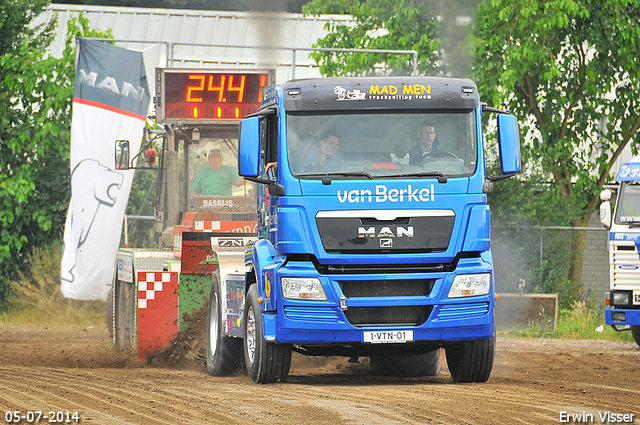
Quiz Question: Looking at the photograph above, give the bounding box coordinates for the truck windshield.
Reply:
[287,111,477,179]
[615,182,640,224]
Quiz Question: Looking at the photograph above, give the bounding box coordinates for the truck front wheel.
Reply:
[243,284,292,383]
[631,326,640,348]
[445,337,495,383]
[370,349,440,377]
[206,270,243,376]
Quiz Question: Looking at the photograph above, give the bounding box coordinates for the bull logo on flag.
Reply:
[60,159,123,284]
[61,38,150,300]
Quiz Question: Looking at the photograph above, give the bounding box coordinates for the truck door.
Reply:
[258,112,279,242]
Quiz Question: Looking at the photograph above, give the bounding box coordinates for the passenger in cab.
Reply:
[298,130,342,173]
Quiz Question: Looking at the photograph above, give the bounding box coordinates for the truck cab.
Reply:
[600,158,640,346]
[205,76,521,383]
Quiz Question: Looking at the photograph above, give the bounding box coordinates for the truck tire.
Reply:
[370,349,440,377]
[243,284,292,383]
[106,285,114,340]
[206,270,243,376]
[445,337,495,383]
[114,278,136,354]
[631,326,640,348]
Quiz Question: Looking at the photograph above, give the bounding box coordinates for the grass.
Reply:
[0,243,106,328]
[503,300,636,344]
[0,301,106,328]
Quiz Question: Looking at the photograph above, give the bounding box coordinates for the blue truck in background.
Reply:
[599,158,640,347]
[206,76,521,383]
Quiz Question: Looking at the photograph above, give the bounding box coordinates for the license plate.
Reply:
[362,330,414,344]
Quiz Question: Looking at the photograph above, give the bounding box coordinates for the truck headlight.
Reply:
[448,273,491,298]
[612,291,631,306]
[282,277,328,300]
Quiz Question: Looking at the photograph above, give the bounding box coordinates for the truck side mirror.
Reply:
[238,115,286,196]
[497,114,521,175]
[600,189,612,228]
[238,117,260,177]
[115,140,130,170]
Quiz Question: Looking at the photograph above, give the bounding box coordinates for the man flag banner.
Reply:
[61,38,150,300]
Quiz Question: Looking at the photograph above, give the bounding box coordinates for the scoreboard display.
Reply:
[155,69,275,124]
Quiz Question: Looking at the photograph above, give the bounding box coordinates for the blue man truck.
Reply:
[599,158,640,347]
[206,76,521,383]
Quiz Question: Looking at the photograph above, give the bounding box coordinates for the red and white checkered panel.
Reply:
[137,271,174,309]
[193,221,221,232]
[136,271,179,359]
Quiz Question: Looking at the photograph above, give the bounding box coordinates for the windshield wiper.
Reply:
[301,172,374,182]
[389,171,448,184]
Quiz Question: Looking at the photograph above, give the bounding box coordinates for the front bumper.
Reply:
[606,308,640,326]
[264,256,495,345]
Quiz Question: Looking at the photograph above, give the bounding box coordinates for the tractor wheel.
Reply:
[206,270,243,376]
[114,279,135,354]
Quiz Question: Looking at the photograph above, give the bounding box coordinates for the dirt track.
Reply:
[0,325,639,425]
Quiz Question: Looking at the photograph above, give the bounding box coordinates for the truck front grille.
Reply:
[344,305,433,327]
[612,243,640,286]
[283,306,340,323]
[339,279,434,297]
[435,302,489,321]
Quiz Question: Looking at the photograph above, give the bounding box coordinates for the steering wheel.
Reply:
[421,151,459,161]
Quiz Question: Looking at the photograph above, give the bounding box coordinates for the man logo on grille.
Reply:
[358,226,414,239]
[380,239,393,248]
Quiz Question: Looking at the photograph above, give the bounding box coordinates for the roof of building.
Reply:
[35,4,355,84]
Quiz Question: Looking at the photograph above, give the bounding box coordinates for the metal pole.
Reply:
[292,47,297,80]
[540,227,543,288]
[78,37,420,78]
[124,215,129,248]
[183,137,189,215]
[166,128,180,229]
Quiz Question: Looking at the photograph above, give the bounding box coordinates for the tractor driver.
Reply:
[191,149,243,197]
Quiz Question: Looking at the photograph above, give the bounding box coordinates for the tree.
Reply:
[0,0,51,53]
[473,0,640,299]
[0,7,111,308]
[302,0,442,76]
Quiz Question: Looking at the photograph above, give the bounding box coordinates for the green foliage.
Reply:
[0,8,112,309]
[302,0,481,77]
[0,0,52,58]
[1,242,106,326]
[474,0,640,223]
[303,0,442,76]
[506,301,634,344]
[475,0,640,298]
[10,241,68,308]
